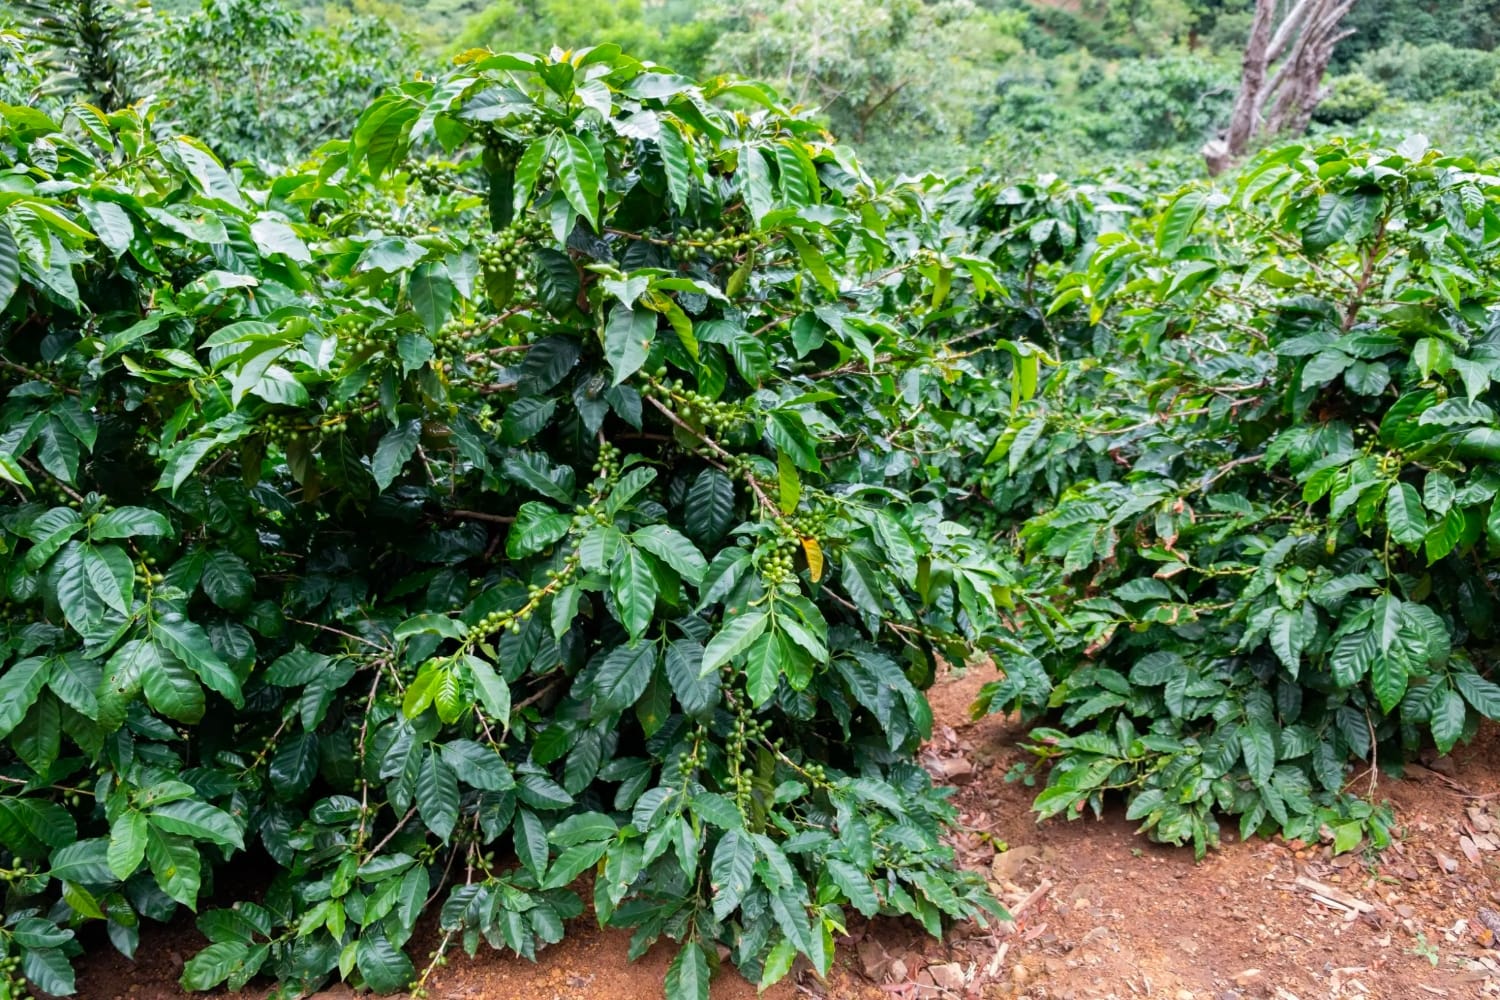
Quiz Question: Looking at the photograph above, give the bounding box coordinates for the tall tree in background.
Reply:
[9,0,148,110]
[1205,0,1358,173]
[707,0,1016,172]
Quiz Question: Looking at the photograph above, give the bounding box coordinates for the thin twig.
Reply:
[448,508,516,524]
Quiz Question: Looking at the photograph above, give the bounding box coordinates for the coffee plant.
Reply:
[0,47,1024,998]
[10,20,1500,1000]
[975,137,1500,857]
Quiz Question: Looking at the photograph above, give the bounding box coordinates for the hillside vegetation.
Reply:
[1,1,1500,998]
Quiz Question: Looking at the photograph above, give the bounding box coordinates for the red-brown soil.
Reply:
[72,665,1500,1000]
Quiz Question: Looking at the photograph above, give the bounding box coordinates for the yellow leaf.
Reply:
[801,536,823,583]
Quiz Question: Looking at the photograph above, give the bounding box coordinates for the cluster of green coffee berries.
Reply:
[467,605,530,639]
[0,943,27,999]
[642,370,747,432]
[433,318,484,356]
[407,158,454,196]
[787,506,830,539]
[760,531,802,587]
[363,206,421,237]
[478,218,550,282]
[591,440,621,483]
[675,730,707,774]
[321,396,373,426]
[667,225,759,262]
[726,700,774,811]
[27,481,81,507]
[260,412,316,446]
[133,557,163,589]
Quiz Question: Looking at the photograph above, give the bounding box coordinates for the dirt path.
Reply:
[858,667,1500,1000]
[73,667,1500,999]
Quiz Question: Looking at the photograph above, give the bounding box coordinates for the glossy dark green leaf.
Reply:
[592,642,656,714]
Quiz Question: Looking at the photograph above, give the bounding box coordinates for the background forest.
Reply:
[4,0,1500,998]
[10,0,1500,174]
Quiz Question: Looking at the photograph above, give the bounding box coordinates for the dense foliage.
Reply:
[972,138,1500,855]
[6,1,1500,998]
[0,47,1017,998]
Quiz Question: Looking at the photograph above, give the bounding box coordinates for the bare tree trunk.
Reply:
[1204,0,1359,176]
[1207,0,1278,175]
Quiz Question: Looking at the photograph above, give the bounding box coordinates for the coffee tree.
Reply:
[0,50,1010,998]
[975,137,1500,856]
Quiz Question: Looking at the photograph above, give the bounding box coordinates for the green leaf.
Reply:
[1432,688,1467,754]
[689,792,742,830]
[180,941,251,992]
[744,632,784,706]
[610,545,658,640]
[556,134,602,230]
[1330,627,1377,687]
[684,469,735,545]
[201,549,253,610]
[410,262,456,336]
[657,124,692,213]
[1425,508,1468,564]
[356,927,414,994]
[1370,646,1408,713]
[1331,821,1363,856]
[786,231,836,296]
[0,798,76,855]
[154,614,242,707]
[549,811,618,846]
[150,800,244,850]
[512,808,548,879]
[507,502,571,558]
[0,220,20,311]
[665,639,718,718]
[1157,189,1207,257]
[141,653,205,724]
[372,419,421,492]
[738,146,774,225]
[108,810,149,881]
[145,827,202,908]
[710,828,756,920]
[464,656,511,730]
[415,750,460,840]
[592,642,656,714]
[1372,594,1404,653]
[21,946,74,997]
[92,506,171,539]
[1303,193,1357,253]
[632,525,707,586]
[0,453,33,490]
[701,609,769,676]
[0,658,50,740]
[777,451,801,515]
[541,839,609,889]
[1454,672,1500,719]
[512,138,548,216]
[1385,483,1427,548]
[604,306,657,385]
[759,937,797,989]
[766,409,820,471]
[826,858,880,917]
[1238,722,1276,785]
[441,739,514,792]
[665,940,710,1000]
